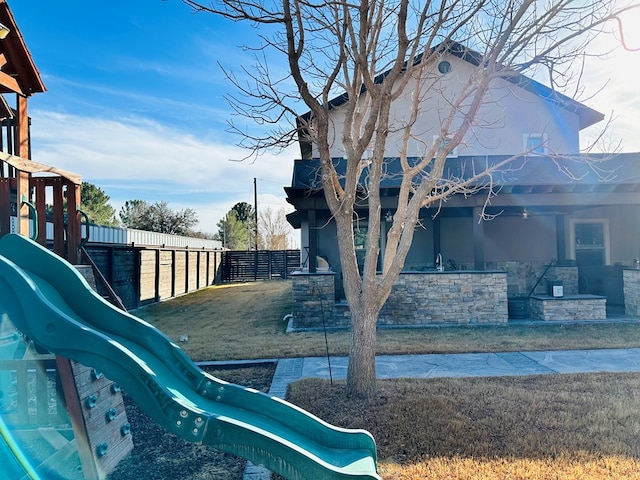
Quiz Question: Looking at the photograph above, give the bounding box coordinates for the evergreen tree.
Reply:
[80,182,118,226]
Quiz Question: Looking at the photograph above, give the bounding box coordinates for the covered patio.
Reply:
[286,154,640,329]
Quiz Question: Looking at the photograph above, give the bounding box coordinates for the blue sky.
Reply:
[13,0,299,236]
[10,1,640,235]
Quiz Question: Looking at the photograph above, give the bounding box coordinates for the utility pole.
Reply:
[253,177,258,250]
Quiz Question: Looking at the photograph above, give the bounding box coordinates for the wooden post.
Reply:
[16,95,29,159]
[154,249,161,302]
[34,178,46,245]
[16,170,29,236]
[66,181,81,264]
[171,250,176,297]
[53,179,65,257]
[15,94,30,237]
[0,179,9,235]
[56,356,100,480]
[133,248,141,309]
[184,250,189,293]
[205,251,211,286]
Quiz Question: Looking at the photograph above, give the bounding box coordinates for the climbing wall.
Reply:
[57,265,134,480]
[57,357,133,480]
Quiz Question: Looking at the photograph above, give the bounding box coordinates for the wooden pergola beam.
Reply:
[0,70,23,94]
[0,151,81,184]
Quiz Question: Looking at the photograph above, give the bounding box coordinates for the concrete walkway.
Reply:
[242,347,640,478]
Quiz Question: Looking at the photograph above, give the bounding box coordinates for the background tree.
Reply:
[183,0,636,397]
[119,200,149,228]
[231,201,254,224]
[258,206,290,250]
[217,202,257,249]
[233,201,257,249]
[80,182,118,226]
[120,200,198,235]
[217,211,248,249]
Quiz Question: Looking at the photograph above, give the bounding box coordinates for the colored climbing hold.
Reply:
[106,408,117,422]
[96,442,109,457]
[85,394,98,409]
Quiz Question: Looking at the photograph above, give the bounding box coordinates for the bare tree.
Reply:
[258,206,291,249]
[182,0,637,397]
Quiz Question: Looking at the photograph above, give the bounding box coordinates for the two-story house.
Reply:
[285,43,640,327]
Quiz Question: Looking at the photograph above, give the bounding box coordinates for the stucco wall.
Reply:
[316,53,581,159]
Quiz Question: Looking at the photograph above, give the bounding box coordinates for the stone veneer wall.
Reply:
[379,271,508,325]
[623,269,640,316]
[487,261,578,296]
[529,295,606,321]
[291,270,508,329]
[290,272,337,328]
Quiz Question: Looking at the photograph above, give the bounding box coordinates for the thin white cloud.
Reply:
[35,74,231,125]
[31,110,294,190]
[28,109,297,233]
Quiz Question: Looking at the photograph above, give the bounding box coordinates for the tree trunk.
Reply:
[346,305,378,398]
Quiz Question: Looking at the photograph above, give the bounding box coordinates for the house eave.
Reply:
[0,0,46,96]
[285,153,640,217]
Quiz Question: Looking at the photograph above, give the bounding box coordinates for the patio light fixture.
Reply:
[0,23,10,40]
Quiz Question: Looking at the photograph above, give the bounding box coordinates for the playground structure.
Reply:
[0,1,380,478]
[1,234,380,479]
[0,1,135,477]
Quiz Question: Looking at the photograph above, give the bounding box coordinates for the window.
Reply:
[433,135,458,158]
[354,224,367,250]
[437,60,451,74]
[569,218,610,266]
[524,133,547,154]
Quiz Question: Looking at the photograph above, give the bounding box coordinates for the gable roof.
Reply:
[0,0,46,96]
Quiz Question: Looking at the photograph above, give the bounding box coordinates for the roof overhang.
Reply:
[0,0,46,96]
[285,153,640,225]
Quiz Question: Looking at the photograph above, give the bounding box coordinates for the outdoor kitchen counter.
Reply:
[291,269,509,329]
[378,270,509,326]
[529,294,607,321]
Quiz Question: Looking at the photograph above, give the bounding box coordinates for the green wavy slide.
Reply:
[0,233,380,480]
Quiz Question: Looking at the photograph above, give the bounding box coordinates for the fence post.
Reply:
[284,250,289,279]
[171,250,176,297]
[154,249,161,302]
[184,250,190,293]
[196,251,201,290]
[254,250,258,281]
[133,248,141,309]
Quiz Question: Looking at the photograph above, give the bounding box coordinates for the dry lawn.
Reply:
[133,281,640,479]
[135,280,640,362]
[287,373,640,480]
